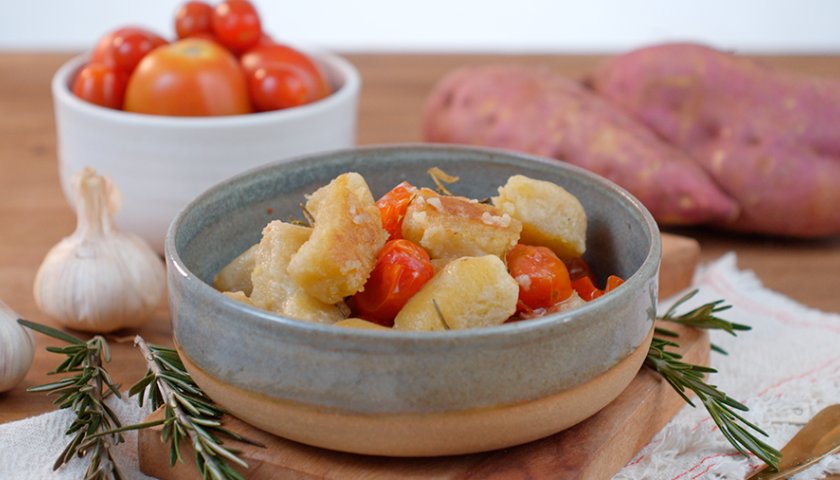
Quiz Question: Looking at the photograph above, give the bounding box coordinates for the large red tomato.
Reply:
[124,38,252,116]
[240,44,331,100]
[91,26,167,74]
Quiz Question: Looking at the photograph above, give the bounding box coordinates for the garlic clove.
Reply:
[33,168,165,333]
[0,300,35,392]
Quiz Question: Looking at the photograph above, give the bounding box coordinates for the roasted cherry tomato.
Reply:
[212,0,262,53]
[507,244,573,311]
[565,256,594,281]
[240,44,331,100]
[91,26,167,73]
[175,1,214,39]
[571,276,603,301]
[247,65,318,111]
[605,275,624,292]
[72,63,129,109]
[350,239,435,327]
[124,39,252,116]
[375,182,417,241]
[572,274,624,301]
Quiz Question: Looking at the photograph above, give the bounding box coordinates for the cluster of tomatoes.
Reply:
[72,0,331,116]
[349,182,624,327]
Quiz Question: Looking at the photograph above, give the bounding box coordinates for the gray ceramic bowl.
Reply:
[166,144,661,456]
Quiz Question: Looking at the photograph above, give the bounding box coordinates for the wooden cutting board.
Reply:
[139,233,704,480]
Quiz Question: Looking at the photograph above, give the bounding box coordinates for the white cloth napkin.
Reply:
[1,253,838,480]
[616,253,840,479]
[0,393,154,480]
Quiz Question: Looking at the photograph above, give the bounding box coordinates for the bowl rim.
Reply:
[166,144,662,345]
[51,46,360,128]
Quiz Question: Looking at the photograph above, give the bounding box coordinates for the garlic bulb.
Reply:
[0,299,35,392]
[33,168,165,333]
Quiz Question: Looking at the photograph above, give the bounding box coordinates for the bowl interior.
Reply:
[172,145,656,296]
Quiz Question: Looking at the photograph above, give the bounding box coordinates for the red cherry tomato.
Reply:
[565,256,595,281]
[572,274,624,301]
[605,275,624,292]
[212,0,262,53]
[175,1,214,39]
[124,39,252,116]
[255,33,275,47]
[72,63,129,109]
[376,182,417,241]
[350,240,435,327]
[240,44,331,100]
[91,26,167,73]
[247,65,318,111]
[571,276,603,301]
[507,244,573,311]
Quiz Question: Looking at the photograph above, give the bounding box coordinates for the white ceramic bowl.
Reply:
[52,49,360,252]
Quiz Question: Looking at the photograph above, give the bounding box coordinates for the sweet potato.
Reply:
[591,43,840,237]
[423,65,738,226]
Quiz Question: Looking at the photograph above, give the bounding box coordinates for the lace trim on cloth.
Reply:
[615,253,840,480]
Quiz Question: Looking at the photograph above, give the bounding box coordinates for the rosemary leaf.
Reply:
[426,166,459,195]
[649,294,781,470]
[18,319,83,344]
[117,336,264,480]
[659,289,751,355]
[19,319,124,480]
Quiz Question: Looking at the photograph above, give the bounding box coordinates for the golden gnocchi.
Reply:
[213,170,623,331]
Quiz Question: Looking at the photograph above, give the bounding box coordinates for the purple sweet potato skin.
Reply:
[422,65,738,226]
[591,43,840,237]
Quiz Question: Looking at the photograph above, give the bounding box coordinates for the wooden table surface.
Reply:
[1,51,839,439]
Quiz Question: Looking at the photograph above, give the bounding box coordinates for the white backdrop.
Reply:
[1,0,839,52]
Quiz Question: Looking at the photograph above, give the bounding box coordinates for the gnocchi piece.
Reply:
[401,189,522,260]
[288,173,388,304]
[394,255,518,331]
[222,290,256,307]
[213,244,258,295]
[555,291,586,312]
[250,221,344,324]
[334,318,392,330]
[493,175,587,260]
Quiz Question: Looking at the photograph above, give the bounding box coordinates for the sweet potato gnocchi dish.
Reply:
[213,171,623,331]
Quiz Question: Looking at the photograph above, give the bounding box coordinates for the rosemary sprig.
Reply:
[298,203,315,226]
[658,289,752,354]
[426,166,459,195]
[17,319,124,480]
[648,293,782,470]
[121,336,263,480]
[432,299,451,330]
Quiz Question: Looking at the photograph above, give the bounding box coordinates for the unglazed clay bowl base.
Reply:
[178,327,652,457]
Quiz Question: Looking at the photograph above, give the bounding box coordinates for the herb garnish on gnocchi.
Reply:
[213,171,624,331]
